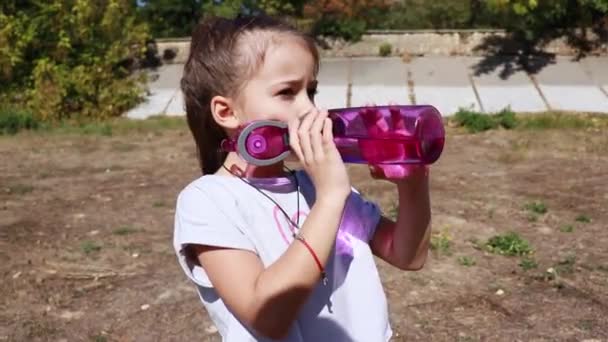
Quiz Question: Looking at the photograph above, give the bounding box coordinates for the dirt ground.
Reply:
[1,117,607,341]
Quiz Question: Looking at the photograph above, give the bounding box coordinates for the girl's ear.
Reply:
[210,95,242,130]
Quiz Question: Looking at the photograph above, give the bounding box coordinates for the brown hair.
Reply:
[181,14,319,175]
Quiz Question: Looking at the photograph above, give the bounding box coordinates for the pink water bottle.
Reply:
[221,105,445,167]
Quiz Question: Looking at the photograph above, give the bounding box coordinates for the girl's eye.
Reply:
[278,88,294,96]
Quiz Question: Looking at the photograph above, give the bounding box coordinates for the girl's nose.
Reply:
[296,107,314,120]
[297,96,316,119]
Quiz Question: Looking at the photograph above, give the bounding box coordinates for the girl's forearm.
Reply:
[250,194,347,339]
[392,173,432,270]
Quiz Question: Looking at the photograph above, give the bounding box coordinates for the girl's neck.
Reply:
[218,152,291,178]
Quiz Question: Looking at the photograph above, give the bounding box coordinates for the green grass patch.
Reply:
[106,115,186,133]
[5,184,34,195]
[519,257,538,270]
[92,334,108,342]
[1,113,186,137]
[430,229,452,255]
[524,200,548,214]
[559,224,574,233]
[450,108,608,134]
[81,241,102,255]
[50,115,186,136]
[575,214,591,223]
[153,200,167,208]
[576,319,594,331]
[516,111,608,130]
[485,232,532,256]
[112,226,137,236]
[457,255,476,267]
[77,122,113,136]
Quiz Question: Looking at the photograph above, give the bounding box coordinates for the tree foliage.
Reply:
[365,0,479,30]
[136,0,204,38]
[137,0,308,38]
[482,0,608,54]
[303,0,391,41]
[0,0,150,121]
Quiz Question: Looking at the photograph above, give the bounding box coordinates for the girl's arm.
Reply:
[369,166,432,270]
[191,193,347,340]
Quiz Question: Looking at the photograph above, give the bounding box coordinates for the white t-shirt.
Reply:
[173,170,392,341]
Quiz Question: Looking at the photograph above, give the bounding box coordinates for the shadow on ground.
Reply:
[471,25,607,79]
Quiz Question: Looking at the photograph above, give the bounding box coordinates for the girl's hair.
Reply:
[181,14,320,175]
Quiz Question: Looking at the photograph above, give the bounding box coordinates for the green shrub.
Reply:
[453,108,498,133]
[366,0,480,30]
[452,107,519,133]
[312,17,367,42]
[495,107,518,129]
[0,105,39,135]
[0,0,150,122]
[379,42,392,56]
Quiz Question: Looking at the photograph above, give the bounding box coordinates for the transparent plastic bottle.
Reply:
[221,105,445,167]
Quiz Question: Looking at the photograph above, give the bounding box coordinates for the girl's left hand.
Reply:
[358,102,429,183]
[369,164,428,184]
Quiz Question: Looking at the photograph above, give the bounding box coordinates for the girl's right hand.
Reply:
[288,108,351,203]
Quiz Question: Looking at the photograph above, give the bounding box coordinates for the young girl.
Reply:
[173,14,432,341]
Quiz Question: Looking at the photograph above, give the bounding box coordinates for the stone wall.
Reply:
[155,29,607,64]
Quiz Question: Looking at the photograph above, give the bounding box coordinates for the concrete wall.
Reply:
[155,29,607,64]
[155,38,191,65]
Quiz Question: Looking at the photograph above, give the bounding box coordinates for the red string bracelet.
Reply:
[293,232,327,285]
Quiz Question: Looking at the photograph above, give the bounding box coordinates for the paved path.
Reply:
[125,56,608,119]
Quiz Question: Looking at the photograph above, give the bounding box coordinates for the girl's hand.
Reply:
[360,103,428,183]
[369,163,429,184]
[288,108,351,203]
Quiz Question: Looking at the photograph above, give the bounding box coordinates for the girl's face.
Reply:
[233,37,318,125]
